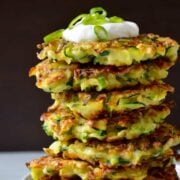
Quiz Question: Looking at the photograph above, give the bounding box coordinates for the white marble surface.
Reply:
[0,151,44,180]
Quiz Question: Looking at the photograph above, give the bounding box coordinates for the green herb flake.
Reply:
[66,77,73,87]
[118,158,130,164]
[100,50,110,56]
[98,130,107,136]
[43,29,64,44]
[98,76,106,88]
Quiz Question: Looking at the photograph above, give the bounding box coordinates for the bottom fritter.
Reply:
[27,155,178,180]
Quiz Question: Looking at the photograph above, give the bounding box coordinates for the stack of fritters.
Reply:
[28,33,180,179]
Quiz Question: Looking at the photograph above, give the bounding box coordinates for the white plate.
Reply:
[23,174,32,180]
[176,161,180,178]
[24,163,180,180]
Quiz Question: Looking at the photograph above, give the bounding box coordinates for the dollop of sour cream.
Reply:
[63,21,139,43]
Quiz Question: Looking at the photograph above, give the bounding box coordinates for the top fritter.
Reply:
[37,33,178,66]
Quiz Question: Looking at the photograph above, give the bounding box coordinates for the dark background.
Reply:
[0,0,180,151]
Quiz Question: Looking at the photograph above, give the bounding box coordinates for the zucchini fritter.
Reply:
[50,83,174,119]
[27,154,175,180]
[37,34,179,66]
[42,103,171,142]
[29,58,172,92]
[45,123,180,168]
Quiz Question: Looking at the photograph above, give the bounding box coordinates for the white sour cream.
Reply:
[62,21,139,43]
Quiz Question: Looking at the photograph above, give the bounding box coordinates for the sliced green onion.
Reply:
[64,45,73,58]
[64,45,87,59]
[115,125,127,131]
[82,14,106,25]
[90,7,107,17]
[109,16,124,23]
[68,14,87,29]
[43,29,64,43]
[94,25,108,41]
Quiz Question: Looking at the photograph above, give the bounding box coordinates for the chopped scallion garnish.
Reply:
[109,16,124,23]
[94,25,108,41]
[68,14,87,29]
[82,14,106,25]
[90,7,107,17]
[43,29,64,43]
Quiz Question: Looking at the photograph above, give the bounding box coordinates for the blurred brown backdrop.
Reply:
[0,0,179,150]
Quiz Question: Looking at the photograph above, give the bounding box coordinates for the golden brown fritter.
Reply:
[42,103,171,142]
[44,123,180,168]
[29,58,172,92]
[37,34,179,66]
[27,154,176,180]
[50,83,174,120]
